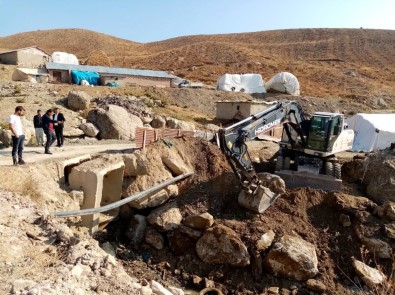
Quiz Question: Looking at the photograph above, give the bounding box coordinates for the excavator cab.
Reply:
[306,113,343,152]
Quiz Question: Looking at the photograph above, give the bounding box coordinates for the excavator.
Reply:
[218,101,354,213]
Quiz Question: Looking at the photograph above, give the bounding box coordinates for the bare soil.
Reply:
[0,28,394,294]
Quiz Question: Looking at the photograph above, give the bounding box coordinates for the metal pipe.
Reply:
[53,172,193,218]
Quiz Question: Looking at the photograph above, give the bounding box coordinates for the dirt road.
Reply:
[0,143,136,166]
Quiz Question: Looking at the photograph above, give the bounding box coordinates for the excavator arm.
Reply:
[218,101,307,194]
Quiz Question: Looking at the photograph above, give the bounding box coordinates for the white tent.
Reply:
[216,74,266,94]
[346,113,395,152]
[265,72,300,96]
[51,51,79,65]
[12,68,49,83]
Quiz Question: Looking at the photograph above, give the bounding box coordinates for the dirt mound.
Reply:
[97,138,394,294]
[83,50,112,66]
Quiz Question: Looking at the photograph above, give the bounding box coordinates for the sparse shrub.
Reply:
[21,176,41,201]
[34,100,40,104]
[15,97,25,103]
[144,100,154,108]
[13,85,21,94]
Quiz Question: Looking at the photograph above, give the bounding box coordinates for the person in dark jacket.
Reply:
[42,109,57,154]
[53,107,66,147]
[33,109,44,146]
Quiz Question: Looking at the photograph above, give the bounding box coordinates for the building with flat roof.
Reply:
[45,62,174,87]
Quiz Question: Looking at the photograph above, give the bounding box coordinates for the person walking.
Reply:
[33,109,44,146]
[53,107,66,147]
[42,109,57,154]
[8,106,26,165]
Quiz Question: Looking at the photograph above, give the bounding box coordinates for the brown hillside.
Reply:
[1,28,395,99]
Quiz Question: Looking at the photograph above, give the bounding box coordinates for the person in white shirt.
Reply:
[8,106,26,166]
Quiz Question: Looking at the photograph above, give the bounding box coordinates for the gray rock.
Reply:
[68,91,91,111]
[79,122,99,137]
[126,215,147,248]
[151,116,166,128]
[147,203,182,231]
[87,105,143,140]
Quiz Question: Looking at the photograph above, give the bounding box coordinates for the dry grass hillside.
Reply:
[1,28,395,99]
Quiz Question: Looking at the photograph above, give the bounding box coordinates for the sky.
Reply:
[0,0,394,43]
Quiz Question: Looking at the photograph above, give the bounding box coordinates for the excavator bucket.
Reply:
[238,185,279,213]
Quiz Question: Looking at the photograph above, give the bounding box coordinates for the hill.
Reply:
[1,28,395,99]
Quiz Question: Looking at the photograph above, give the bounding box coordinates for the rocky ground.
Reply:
[0,76,394,295]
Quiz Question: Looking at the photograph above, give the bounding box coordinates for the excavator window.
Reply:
[307,116,331,151]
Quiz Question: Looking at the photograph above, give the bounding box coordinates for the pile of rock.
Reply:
[92,95,151,118]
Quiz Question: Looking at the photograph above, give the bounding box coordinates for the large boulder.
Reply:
[263,235,318,280]
[68,91,91,111]
[196,224,250,266]
[87,105,143,140]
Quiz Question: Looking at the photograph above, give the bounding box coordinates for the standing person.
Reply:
[33,109,44,146]
[42,109,57,154]
[8,106,26,166]
[53,107,66,147]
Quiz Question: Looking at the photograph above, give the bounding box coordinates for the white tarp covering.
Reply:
[51,51,79,65]
[346,113,395,152]
[265,72,300,96]
[12,68,49,83]
[216,74,266,93]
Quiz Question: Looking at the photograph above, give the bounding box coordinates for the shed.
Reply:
[45,62,174,87]
[0,46,49,67]
[346,113,395,152]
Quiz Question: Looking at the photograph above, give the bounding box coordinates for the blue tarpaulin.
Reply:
[71,70,100,86]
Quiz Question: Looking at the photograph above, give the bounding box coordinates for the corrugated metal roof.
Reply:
[45,62,173,79]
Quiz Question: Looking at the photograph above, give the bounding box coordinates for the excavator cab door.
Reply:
[307,114,342,152]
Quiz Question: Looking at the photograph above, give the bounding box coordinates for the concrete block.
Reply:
[69,155,125,233]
